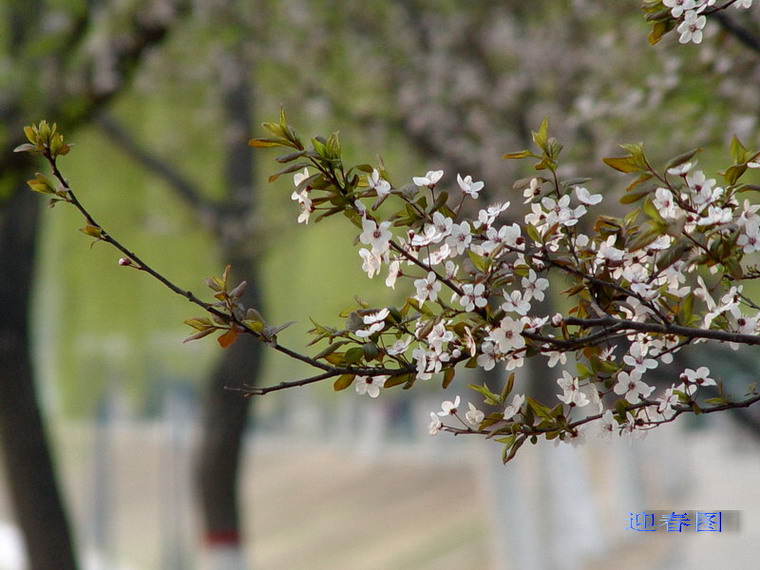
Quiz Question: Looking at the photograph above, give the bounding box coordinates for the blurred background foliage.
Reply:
[23,0,760,417]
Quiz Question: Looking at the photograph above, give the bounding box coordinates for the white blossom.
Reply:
[574,186,602,205]
[679,366,715,388]
[413,170,444,187]
[414,271,442,303]
[437,395,461,417]
[457,174,485,198]
[359,248,382,278]
[677,10,706,44]
[488,317,526,354]
[355,375,387,398]
[368,169,391,197]
[460,282,487,312]
[613,370,654,404]
[465,402,485,426]
[557,371,589,407]
[428,412,442,435]
[503,394,525,420]
[596,410,617,441]
[387,336,412,356]
[359,217,392,255]
[355,308,389,338]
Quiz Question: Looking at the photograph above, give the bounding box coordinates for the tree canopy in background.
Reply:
[22,1,760,461]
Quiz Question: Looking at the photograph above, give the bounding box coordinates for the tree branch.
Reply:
[95,113,215,218]
[561,316,760,347]
[714,12,760,55]
[1,0,192,178]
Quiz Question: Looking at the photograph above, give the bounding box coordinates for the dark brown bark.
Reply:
[0,188,79,569]
[196,260,262,547]
[97,26,261,555]
[195,40,260,553]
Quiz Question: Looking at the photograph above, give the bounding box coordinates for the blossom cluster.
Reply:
[277,112,760,455]
[18,0,760,465]
[656,0,754,44]
[19,109,760,464]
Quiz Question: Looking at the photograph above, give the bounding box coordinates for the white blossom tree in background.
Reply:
[20,0,760,462]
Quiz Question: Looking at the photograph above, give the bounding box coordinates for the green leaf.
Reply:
[182,328,215,343]
[503,149,536,160]
[314,341,348,360]
[442,368,455,389]
[23,125,37,144]
[724,257,744,280]
[333,374,355,391]
[729,135,749,165]
[502,436,526,464]
[362,342,380,360]
[384,373,413,389]
[249,137,288,148]
[467,249,490,273]
[326,131,341,159]
[534,157,557,172]
[261,121,286,139]
[665,148,701,171]
[656,238,691,272]
[525,222,541,244]
[721,164,748,186]
[500,372,515,403]
[704,397,726,405]
[267,162,311,183]
[27,172,56,195]
[645,8,673,22]
[603,143,647,173]
[547,139,564,161]
[532,118,550,153]
[627,224,663,252]
[433,191,449,211]
[276,150,307,163]
[625,172,653,193]
[49,133,71,157]
[648,20,675,45]
[495,435,516,446]
[243,319,265,334]
[620,189,650,205]
[642,197,666,224]
[311,137,327,158]
[677,293,695,326]
[576,362,592,379]
[603,156,640,174]
[324,352,345,365]
[79,225,103,240]
[184,317,214,331]
[468,383,500,406]
[525,397,554,421]
[344,346,364,365]
[604,155,640,174]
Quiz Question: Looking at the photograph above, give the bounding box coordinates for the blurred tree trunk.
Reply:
[0,187,79,570]
[0,2,189,567]
[97,19,260,565]
[191,38,260,568]
[196,261,262,569]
